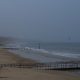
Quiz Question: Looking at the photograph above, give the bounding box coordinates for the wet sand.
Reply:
[0,49,80,80]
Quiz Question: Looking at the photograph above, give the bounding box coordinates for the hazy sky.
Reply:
[0,0,80,42]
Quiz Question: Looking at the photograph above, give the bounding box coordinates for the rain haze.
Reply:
[0,0,80,42]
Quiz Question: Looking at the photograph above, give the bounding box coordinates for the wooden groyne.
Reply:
[34,61,80,70]
[0,61,80,71]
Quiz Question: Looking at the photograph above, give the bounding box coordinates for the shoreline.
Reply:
[0,49,80,80]
[0,49,38,64]
[9,49,80,63]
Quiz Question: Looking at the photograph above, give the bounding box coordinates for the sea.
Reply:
[4,41,80,75]
[7,41,80,63]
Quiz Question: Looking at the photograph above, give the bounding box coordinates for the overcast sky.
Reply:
[0,0,80,42]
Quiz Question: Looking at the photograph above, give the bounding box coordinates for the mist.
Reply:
[0,0,80,42]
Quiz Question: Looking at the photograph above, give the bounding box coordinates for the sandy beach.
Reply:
[0,49,80,80]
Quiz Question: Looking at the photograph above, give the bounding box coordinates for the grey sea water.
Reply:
[7,42,80,75]
[8,42,80,62]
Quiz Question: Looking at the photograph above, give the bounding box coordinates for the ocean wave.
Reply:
[24,47,49,53]
[51,51,80,59]
[24,47,80,59]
